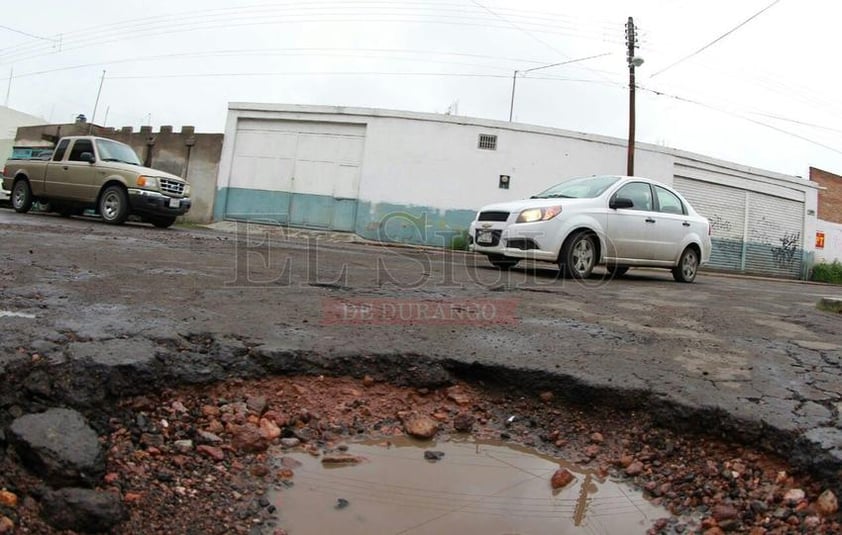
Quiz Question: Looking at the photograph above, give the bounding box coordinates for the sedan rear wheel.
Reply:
[672,247,699,283]
[561,232,596,279]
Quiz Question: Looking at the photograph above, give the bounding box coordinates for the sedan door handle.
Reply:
[645,217,656,223]
[682,221,691,227]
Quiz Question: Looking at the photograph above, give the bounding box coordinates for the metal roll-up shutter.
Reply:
[744,192,803,278]
[673,177,745,271]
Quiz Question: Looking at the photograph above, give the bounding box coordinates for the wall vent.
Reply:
[478,134,497,150]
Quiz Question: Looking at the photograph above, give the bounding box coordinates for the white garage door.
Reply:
[224,119,366,231]
[674,177,804,278]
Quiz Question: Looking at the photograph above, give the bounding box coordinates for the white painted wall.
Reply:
[217,103,820,260]
[816,220,842,263]
[0,105,45,164]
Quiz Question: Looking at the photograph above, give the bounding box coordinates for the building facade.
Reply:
[214,103,819,279]
[811,167,842,264]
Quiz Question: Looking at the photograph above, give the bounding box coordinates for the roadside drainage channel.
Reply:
[0,335,840,533]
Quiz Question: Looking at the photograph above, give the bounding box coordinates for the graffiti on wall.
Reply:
[771,232,800,268]
[708,214,733,234]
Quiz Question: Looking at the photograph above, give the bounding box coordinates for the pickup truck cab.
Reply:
[2,136,191,228]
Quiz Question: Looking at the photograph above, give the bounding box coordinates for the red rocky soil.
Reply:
[1,375,840,534]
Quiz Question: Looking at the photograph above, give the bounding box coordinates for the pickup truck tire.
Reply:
[11,179,33,213]
[99,185,129,224]
[149,216,176,228]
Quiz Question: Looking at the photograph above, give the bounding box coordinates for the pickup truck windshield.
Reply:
[96,139,142,166]
[531,175,620,199]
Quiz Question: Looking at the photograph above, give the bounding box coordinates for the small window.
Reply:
[68,139,94,162]
[478,134,497,150]
[655,186,686,215]
[52,139,70,162]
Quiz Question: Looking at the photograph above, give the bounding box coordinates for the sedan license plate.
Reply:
[476,230,494,245]
[168,198,180,209]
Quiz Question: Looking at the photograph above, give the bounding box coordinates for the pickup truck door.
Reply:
[47,139,96,201]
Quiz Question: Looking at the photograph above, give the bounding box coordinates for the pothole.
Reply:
[271,437,671,534]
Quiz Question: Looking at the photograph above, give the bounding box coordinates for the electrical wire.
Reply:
[649,0,782,78]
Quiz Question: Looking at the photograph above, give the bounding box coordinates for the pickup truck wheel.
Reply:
[150,216,176,228]
[11,180,33,213]
[99,185,129,224]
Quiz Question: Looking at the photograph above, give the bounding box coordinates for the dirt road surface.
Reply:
[2,209,842,485]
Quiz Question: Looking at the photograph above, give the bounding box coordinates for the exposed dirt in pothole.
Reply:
[2,375,840,534]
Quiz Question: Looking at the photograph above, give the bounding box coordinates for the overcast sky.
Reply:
[1,0,839,178]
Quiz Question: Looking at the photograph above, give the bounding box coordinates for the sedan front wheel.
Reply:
[560,232,596,279]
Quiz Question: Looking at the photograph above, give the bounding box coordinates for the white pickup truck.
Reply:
[2,136,191,228]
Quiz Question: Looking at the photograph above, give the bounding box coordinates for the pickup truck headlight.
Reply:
[183,184,191,196]
[516,206,562,223]
[136,175,158,188]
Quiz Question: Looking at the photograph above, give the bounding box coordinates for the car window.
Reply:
[532,175,620,199]
[655,186,686,215]
[68,140,95,162]
[52,139,70,162]
[614,182,653,211]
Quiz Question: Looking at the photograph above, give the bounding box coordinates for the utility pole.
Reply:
[625,17,642,176]
[90,70,106,134]
[508,53,611,122]
[4,67,12,107]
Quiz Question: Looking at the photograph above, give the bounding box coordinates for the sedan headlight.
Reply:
[136,175,159,188]
[516,206,562,223]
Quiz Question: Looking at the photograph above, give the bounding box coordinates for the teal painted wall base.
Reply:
[213,187,807,276]
[214,187,476,248]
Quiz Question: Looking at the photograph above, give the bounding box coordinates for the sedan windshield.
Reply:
[96,139,142,165]
[531,175,621,199]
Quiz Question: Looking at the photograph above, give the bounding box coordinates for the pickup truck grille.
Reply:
[160,178,185,196]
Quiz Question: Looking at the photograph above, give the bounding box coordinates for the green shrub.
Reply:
[811,261,842,284]
[449,229,471,251]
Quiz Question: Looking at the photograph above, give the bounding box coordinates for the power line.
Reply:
[638,84,842,156]
[649,0,782,78]
[0,24,57,43]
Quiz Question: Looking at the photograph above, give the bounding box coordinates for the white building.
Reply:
[214,103,820,279]
[0,105,46,162]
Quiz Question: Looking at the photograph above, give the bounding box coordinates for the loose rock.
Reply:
[321,454,365,465]
[783,488,805,504]
[453,413,475,432]
[0,490,17,508]
[403,415,438,439]
[0,516,13,534]
[625,461,644,476]
[7,408,105,487]
[424,451,445,461]
[231,424,269,453]
[817,489,838,516]
[551,468,574,489]
[40,487,127,533]
[196,445,225,461]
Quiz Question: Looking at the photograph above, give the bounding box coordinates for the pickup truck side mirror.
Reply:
[80,152,95,164]
[609,196,634,210]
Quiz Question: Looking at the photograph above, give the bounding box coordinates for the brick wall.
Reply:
[811,167,842,224]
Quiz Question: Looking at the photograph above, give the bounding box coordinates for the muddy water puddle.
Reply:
[271,437,668,534]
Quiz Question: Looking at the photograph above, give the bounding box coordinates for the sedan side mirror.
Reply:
[80,152,95,164]
[610,197,634,209]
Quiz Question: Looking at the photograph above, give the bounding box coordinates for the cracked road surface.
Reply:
[2,210,842,481]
